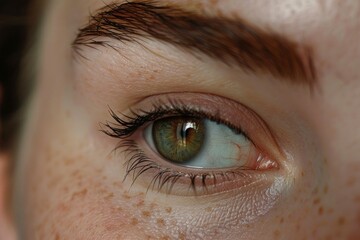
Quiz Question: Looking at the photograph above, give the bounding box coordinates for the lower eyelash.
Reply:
[119,140,179,193]
[117,140,249,195]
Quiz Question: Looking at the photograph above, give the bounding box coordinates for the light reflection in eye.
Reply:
[144,117,255,169]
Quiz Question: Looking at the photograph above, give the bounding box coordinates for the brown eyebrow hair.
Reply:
[73,0,317,86]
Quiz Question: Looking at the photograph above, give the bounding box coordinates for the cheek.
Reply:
[14,99,125,238]
[19,116,143,239]
[266,159,360,240]
[16,102,178,239]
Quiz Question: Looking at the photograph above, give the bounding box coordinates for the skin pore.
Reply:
[4,0,360,239]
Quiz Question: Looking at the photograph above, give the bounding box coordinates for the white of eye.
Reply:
[144,119,252,169]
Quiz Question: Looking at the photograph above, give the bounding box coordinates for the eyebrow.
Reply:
[73,1,317,86]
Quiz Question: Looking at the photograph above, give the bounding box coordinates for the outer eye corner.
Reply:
[255,153,280,171]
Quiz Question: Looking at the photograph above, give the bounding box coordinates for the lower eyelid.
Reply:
[118,139,277,196]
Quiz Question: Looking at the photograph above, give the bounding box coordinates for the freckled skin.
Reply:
[7,0,360,239]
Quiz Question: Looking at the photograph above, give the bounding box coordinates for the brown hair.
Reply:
[0,0,46,150]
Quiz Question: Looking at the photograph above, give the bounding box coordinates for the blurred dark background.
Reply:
[0,0,32,148]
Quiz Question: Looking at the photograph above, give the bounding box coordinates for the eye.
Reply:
[145,117,254,169]
[102,93,281,195]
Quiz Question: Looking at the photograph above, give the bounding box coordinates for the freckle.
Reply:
[57,202,70,212]
[346,177,356,187]
[179,232,186,240]
[55,232,61,240]
[76,180,84,187]
[122,193,131,199]
[70,189,88,200]
[98,188,107,194]
[327,208,334,214]
[47,176,61,188]
[295,224,301,232]
[210,0,219,5]
[105,192,114,200]
[131,217,138,225]
[313,198,321,205]
[135,200,144,207]
[62,186,69,193]
[157,218,165,226]
[142,211,151,217]
[205,207,212,212]
[279,217,284,224]
[71,170,80,177]
[354,195,360,202]
[113,181,122,188]
[165,207,172,213]
[273,229,280,237]
[301,171,304,177]
[323,185,328,194]
[64,158,74,166]
[318,206,324,215]
[112,206,122,213]
[160,236,170,240]
[337,217,345,226]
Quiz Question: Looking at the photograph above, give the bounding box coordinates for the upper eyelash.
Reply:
[101,99,248,140]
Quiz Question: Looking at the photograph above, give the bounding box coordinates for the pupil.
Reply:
[153,117,205,163]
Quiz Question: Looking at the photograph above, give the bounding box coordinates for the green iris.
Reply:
[152,117,205,163]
